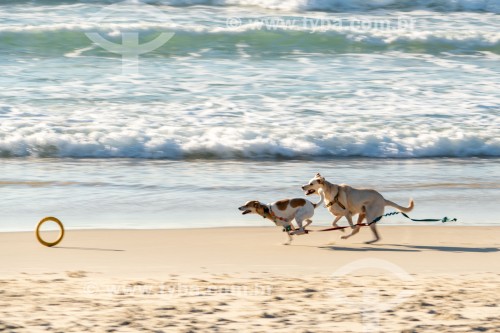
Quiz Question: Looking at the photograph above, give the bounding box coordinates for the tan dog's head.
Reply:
[301,173,325,196]
[238,200,266,216]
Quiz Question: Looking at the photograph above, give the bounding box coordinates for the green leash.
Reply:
[313,211,457,233]
[369,211,457,226]
[284,211,457,234]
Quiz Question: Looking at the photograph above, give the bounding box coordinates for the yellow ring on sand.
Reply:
[36,217,65,247]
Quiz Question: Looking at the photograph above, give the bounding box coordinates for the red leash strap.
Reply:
[308,223,369,233]
[316,226,349,232]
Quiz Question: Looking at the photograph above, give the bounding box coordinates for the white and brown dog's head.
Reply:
[238,200,268,217]
[301,173,325,196]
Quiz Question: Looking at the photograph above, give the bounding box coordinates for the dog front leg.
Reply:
[345,214,355,229]
[332,215,342,227]
[341,225,361,240]
[341,214,366,240]
[281,222,295,244]
[331,215,345,233]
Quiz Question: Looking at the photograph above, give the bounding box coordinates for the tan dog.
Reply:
[238,191,324,245]
[302,173,414,244]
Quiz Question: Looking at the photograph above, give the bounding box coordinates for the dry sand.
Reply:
[0,226,499,332]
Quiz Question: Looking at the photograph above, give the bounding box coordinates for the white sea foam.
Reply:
[209,0,500,13]
[80,0,500,13]
[0,98,498,159]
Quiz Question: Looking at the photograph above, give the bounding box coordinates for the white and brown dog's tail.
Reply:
[313,189,325,208]
[384,198,414,213]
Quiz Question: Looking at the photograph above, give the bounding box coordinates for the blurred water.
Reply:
[0,158,498,231]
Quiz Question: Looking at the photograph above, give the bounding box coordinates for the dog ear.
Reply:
[253,201,260,208]
[315,172,322,177]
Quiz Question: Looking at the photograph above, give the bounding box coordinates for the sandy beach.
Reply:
[2,0,499,332]
[1,226,499,332]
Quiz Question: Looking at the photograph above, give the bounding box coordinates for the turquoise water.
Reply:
[0,1,499,231]
[0,1,499,159]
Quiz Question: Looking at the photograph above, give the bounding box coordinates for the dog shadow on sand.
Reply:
[318,244,499,253]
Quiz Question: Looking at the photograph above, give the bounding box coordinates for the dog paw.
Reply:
[341,236,348,240]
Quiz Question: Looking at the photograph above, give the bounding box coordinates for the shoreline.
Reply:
[2,223,500,234]
[2,226,499,277]
[3,158,500,231]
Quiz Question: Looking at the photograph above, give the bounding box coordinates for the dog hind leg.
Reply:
[365,224,380,244]
[293,209,311,233]
[364,207,383,244]
[346,214,355,229]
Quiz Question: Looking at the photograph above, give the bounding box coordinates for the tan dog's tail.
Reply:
[313,189,325,208]
[384,199,414,212]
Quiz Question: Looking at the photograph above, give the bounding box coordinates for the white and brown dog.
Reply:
[239,191,324,245]
[302,173,414,244]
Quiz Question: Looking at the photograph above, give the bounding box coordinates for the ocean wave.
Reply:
[3,0,500,13]
[0,24,498,55]
[1,128,499,159]
[178,0,500,13]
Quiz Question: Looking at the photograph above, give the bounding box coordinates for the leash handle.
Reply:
[371,212,457,225]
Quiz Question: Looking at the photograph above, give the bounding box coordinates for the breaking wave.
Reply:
[0,24,498,56]
[1,125,499,159]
